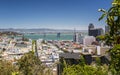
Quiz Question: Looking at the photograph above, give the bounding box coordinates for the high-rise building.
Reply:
[88,23,94,30]
[88,23,104,37]
[73,30,82,43]
[76,33,82,43]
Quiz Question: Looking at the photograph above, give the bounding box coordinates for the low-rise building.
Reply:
[79,36,96,46]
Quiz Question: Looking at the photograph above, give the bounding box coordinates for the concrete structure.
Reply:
[73,32,82,43]
[79,36,96,46]
[96,46,101,55]
[88,23,104,37]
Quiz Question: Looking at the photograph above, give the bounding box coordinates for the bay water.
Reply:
[24,33,74,41]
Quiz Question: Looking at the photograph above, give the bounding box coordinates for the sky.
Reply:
[0,0,112,30]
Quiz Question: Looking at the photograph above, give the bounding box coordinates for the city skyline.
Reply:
[0,0,112,30]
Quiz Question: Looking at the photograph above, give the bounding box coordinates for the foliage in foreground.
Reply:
[99,0,120,74]
[0,51,53,75]
[109,44,120,75]
[0,60,17,75]
[62,56,109,75]
[17,51,44,75]
[62,64,109,75]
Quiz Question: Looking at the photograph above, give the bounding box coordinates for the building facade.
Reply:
[88,23,104,37]
[81,36,96,46]
[73,32,84,44]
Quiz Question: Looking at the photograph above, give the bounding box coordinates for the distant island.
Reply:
[0,31,22,36]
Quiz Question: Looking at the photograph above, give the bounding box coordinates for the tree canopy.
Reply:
[17,51,45,75]
[99,0,120,74]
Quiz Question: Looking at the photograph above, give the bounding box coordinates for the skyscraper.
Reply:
[88,23,104,37]
[88,23,94,30]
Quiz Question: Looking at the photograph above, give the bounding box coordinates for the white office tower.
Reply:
[78,34,84,44]
[76,33,82,43]
[73,32,82,43]
[96,46,101,55]
[83,36,96,46]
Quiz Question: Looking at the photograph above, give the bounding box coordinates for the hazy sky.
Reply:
[0,0,112,30]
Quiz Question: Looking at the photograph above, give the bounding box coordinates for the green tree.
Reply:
[62,55,109,75]
[96,35,106,45]
[99,0,120,74]
[0,60,17,75]
[62,64,109,75]
[17,51,45,75]
[99,0,120,45]
[109,44,120,75]
[96,35,105,41]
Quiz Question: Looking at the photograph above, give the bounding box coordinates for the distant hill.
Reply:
[0,31,22,36]
[0,28,88,34]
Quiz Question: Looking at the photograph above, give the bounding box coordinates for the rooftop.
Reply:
[59,53,80,59]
